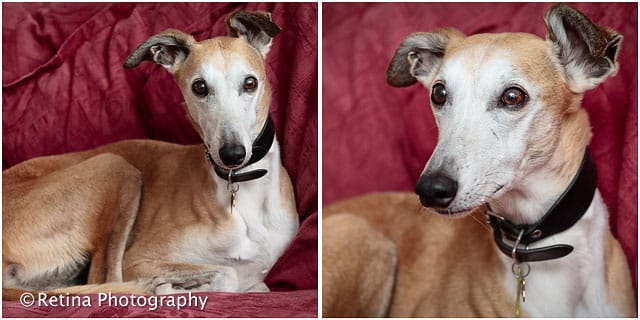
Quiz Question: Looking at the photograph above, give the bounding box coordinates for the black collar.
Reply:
[487,150,597,262]
[205,114,275,183]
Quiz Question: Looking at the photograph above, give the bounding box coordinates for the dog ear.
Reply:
[544,4,623,93]
[387,28,463,87]
[227,11,281,57]
[123,29,196,73]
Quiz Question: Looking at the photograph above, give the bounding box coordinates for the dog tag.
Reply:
[227,181,239,216]
[515,265,523,317]
[514,264,528,317]
[229,192,236,216]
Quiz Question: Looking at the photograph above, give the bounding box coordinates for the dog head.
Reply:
[387,4,622,218]
[124,11,280,170]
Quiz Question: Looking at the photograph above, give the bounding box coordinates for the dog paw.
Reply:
[247,282,270,292]
[152,267,239,294]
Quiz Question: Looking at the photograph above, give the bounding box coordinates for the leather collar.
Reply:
[487,150,597,262]
[205,114,275,183]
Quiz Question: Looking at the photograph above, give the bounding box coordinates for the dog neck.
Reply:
[485,106,596,262]
[487,150,597,262]
[487,107,593,226]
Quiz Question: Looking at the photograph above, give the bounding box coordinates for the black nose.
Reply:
[219,144,246,166]
[414,174,458,208]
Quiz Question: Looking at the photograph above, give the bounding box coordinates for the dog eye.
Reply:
[431,84,447,105]
[500,87,527,108]
[191,79,208,97]
[243,76,258,92]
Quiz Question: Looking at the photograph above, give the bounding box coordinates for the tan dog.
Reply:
[3,11,298,299]
[323,4,635,317]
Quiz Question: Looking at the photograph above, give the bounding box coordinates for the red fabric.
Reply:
[2,290,317,318]
[3,2,317,317]
[323,2,637,292]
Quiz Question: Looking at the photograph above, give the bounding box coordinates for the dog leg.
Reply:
[322,213,397,317]
[3,153,141,291]
[85,155,142,284]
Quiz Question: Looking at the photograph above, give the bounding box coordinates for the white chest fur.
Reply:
[173,144,298,291]
[499,191,620,317]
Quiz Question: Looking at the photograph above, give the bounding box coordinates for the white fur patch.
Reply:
[419,46,548,220]
[182,57,263,169]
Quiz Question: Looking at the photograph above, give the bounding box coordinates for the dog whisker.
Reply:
[482,171,509,177]
[469,212,491,232]
[475,181,502,187]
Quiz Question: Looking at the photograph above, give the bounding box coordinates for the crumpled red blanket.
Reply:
[323,2,637,294]
[3,2,317,318]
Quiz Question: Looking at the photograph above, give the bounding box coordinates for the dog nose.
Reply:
[219,144,246,166]
[414,174,458,208]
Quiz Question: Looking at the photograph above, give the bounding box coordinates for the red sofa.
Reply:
[3,2,317,317]
[323,2,637,294]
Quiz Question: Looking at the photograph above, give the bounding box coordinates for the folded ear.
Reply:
[544,4,623,93]
[123,29,196,74]
[226,11,281,57]
[386,28,464,87]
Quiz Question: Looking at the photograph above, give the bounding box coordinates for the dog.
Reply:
[3,10,298,299]
[323,4,635,317]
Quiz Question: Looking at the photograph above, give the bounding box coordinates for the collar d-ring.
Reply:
[512,229,525,263]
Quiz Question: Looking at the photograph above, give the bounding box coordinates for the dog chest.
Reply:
[171,194,295,285]
[168,151,297,290]
[209,165,297,264]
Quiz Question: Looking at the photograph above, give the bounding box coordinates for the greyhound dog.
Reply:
[323,4,635,317]
[3,11,298,298]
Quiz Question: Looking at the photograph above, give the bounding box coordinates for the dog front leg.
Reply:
[86,156,142,284]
